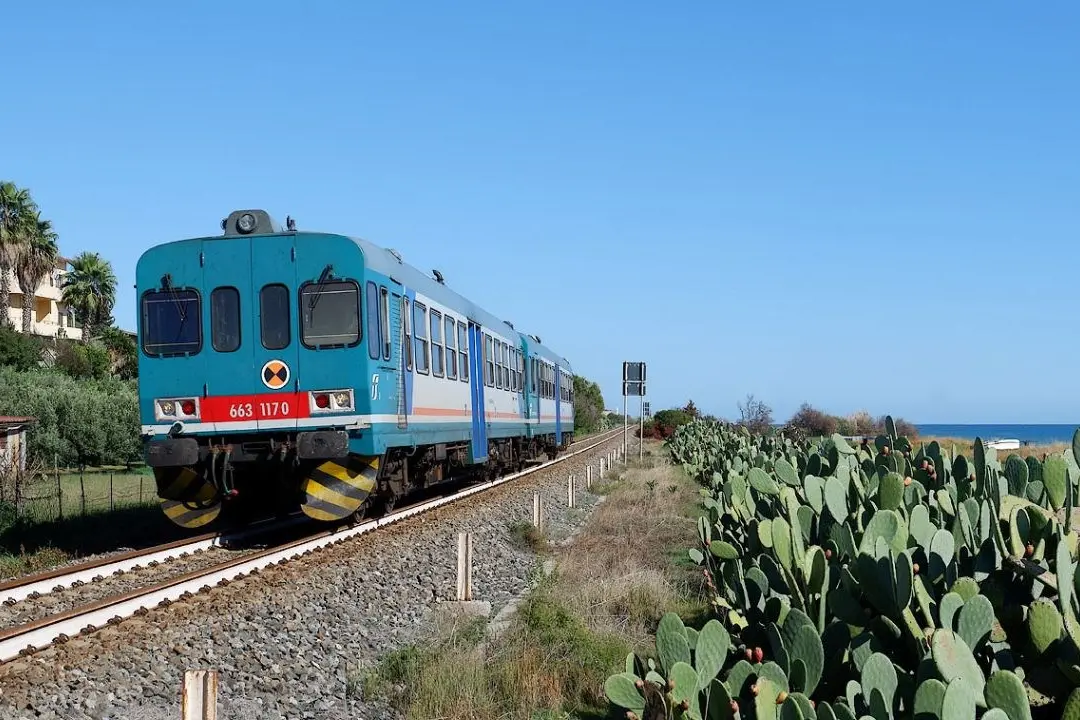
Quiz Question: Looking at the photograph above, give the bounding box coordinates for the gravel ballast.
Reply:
[0,435,624,720]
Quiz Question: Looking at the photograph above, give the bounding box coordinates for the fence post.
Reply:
[139,475,144,504]
[181,669,218,720]
[110,473,115,512]
[532,492,543,530]
[55,455,62,521]
[567,474,576,508]
[79,471,86,515]
[456,532,473,601]
[586,464,592,490]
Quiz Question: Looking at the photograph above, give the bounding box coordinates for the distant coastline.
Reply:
[915,424,1078,445]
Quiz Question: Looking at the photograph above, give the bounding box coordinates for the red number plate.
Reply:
[201,393,309,422]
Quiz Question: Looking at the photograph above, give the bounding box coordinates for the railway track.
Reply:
[0,429,624,665]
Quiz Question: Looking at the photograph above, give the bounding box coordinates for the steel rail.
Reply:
[0,513,311,606]
[0,429,623,664]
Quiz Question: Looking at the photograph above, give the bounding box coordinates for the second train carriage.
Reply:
[137,210,575,529]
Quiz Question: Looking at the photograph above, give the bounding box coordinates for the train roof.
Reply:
[351,234,572,371]
[139,210,574,371]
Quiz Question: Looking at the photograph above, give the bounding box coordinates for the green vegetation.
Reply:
[0,366,139,469]
[605,416,1080,719]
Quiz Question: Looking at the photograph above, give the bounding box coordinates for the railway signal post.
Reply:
[641,401,651,462]
[622,361,647,462]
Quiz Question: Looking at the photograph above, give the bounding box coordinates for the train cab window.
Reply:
[457,322,468,381]
[430,309,445,377]
[484,334,494,387]
[141,288,201,356]
[413,302,429,373]
[379,287,391,361]
[300,280,360,348]
[210,287,241,353]
[366,282,380,360]
[444,316,457,380]
[259,284,290,350]
[403,297,413,371]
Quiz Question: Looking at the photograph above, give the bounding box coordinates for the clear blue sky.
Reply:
[4,3,1078,424]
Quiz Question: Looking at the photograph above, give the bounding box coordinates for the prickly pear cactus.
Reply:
[612,417,1080,718]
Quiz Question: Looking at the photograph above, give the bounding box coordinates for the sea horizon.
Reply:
[915,424,1078,444]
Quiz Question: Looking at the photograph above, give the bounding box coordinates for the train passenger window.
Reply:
[484,334,494,387]
[141,288,201,356]
[403,297,413,371]
[413,302,429,373]
[430,309,444,377]
[379,287,391,361]
[501,343,509,390]
[494,340,502,389]
[299,280,360,348]
[260,284,291,351]
[457,322,468,382]
[444,316,457,380]
[210,287,241,353]
[366,282,380,360]
[530,358,536,394]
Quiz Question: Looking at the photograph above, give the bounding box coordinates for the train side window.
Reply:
[457,322,468,381]
[379,287,391,361]
[142,288,202,356]
[413,302,429,374]
[430,309,445,377]
[260,284,291,351]
[210,287,241,353]
[484,334,494,387]
[403,297,413,371]
[494,340,503,389]
[530,358,536,394]
[444,316,457,380]
[502,343,509,389]
[511,348,518,391]
[366,282,380,360]
[502,343,510,390]
[299,280,360,348]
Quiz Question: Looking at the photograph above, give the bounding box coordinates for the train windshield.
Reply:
[300,280,360,348]
[141,288,201,356]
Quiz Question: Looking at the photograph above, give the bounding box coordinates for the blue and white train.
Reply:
[136,209,575,528]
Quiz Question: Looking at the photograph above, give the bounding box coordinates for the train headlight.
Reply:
[155,397,199,421]
[309,389,354,414]
[237,213,257,234]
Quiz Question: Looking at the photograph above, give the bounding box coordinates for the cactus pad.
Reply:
[984,669,1031,720]
[930,629,985,705]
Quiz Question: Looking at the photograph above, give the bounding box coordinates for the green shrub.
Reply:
[0,367,140,468]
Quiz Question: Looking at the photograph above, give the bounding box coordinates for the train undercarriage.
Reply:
[149,431,574,530]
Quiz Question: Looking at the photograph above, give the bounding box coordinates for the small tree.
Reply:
[737,393,773,435]
[788,402,837,438]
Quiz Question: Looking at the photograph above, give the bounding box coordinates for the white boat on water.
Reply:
[985,438,1021,451]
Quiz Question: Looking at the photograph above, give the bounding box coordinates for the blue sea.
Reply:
[916,424,1079,445]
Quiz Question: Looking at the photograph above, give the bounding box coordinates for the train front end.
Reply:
[136,210,380,529]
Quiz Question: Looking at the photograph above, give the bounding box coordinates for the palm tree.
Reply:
[0,182,37,329]
[61,251,117,341]
[15,212,60,335]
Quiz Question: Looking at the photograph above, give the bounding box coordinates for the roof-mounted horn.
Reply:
[221,210,284,237]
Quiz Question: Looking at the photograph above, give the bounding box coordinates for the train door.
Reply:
[467,322,488,463]
[393,291,407,429]
[554,363,563,447]
[250,235,299,431]
[200,237,256,431]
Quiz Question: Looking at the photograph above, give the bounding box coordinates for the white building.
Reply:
[3,258,83,340]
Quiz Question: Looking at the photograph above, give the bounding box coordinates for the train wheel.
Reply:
[300,454,380,523]
[154,466,222,529]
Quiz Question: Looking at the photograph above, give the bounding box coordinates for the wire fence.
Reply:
[0,462,156,524]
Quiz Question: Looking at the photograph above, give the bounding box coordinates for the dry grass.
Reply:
[920,436,1069,462]
[358,443,704,719]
